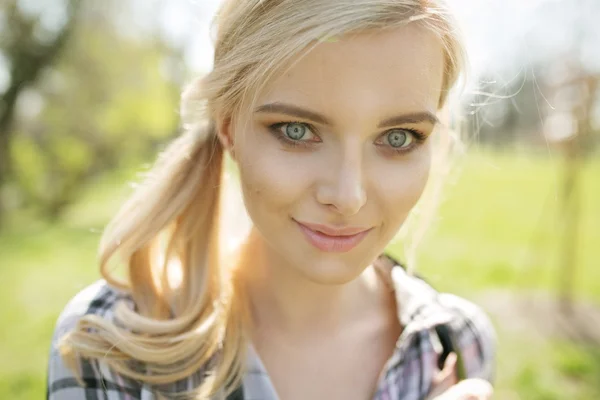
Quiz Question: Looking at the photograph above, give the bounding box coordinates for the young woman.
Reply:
[47,0,496,399]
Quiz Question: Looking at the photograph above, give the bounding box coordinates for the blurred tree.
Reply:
[546,63,600,313]
[0,0,82,225]
[3,0,186,221]
[462,0,600,151]
[460,0,600,314]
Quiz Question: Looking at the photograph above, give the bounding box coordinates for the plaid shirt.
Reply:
[47,263,496,400]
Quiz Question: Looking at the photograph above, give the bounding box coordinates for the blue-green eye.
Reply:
[285,123,307,140]
[386,129,413,148]
[267,121,320,149]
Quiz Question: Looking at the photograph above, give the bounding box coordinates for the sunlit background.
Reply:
[0,0,599,398]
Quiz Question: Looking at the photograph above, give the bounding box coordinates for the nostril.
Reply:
[315,162,367,215]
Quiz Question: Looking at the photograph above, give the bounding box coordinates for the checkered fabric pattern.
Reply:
[47,264,496,400]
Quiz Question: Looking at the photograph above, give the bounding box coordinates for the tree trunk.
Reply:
[0,0,82,227]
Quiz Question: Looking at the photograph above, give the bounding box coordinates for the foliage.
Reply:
[1,0,184,222]
[0,0,82,224]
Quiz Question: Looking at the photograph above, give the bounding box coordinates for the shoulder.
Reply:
[47,280,141,400]
[384,261,496,382]
[437,292,497,382]
[50,280,134,340]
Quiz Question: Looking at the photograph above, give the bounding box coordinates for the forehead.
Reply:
[255,24,445,120]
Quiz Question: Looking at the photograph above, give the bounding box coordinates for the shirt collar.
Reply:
[237,258,456,399]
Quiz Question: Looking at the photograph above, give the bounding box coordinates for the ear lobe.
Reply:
[216,117,236,160]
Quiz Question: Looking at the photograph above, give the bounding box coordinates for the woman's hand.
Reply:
[427,353,493,400]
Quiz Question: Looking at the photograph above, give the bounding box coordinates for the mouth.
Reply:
[293,220,373,253]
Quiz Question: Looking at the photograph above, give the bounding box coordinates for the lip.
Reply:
[294,220,372,253]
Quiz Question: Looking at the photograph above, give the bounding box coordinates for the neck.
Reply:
[236,226,385,338]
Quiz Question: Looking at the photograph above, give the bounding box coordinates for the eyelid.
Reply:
[273,121,319,134]
[267,121,321,148]
[376,127,427,143]
[375,127,428,155]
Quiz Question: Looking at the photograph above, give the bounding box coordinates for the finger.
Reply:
[441,352,458,376]
[429,353,458,398]
[432,352,457,385]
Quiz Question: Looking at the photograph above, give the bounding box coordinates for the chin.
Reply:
[293,252,374,285]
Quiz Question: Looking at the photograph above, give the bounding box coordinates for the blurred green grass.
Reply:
[416,150,600,299]
[1,150,599,399]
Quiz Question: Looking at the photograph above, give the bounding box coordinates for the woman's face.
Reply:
[222,25,445,284]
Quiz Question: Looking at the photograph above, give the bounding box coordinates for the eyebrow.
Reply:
[378,111,439,128]
[254,102,439,128]
[254,102,331,125]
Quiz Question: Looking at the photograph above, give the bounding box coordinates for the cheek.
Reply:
[235,133,315,219]
[372,144,432,226]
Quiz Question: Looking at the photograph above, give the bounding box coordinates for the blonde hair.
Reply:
[58,0,466,398]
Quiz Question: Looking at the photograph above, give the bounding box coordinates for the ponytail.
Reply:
[59,121,245,398]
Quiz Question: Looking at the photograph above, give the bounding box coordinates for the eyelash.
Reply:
[267,121,428,155]
[267,122,320,149]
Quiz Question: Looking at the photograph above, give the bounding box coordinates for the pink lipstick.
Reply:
[294,220,372,253]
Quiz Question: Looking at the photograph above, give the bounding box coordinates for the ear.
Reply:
[216,117,236,161]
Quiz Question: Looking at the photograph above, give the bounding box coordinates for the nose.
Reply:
[316,148,367,216]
